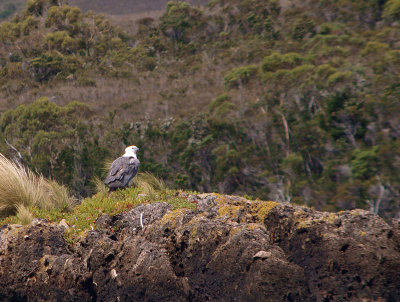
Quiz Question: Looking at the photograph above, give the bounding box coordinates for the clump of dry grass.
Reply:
[134,172,166,191]
[15,204,33,225]
[92,175,108,195]
[133,172,166,199]
[0,153,77,221]
[38,179,77,212]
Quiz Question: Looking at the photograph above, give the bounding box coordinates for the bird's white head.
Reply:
[123,145,139,158]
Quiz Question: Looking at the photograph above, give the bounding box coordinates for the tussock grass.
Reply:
[134,172,166,191]
[133,172,166,199]
[0,154,43,217]
[92,175,108,195]
[0,153,76,219]
[16,204,33,225]
[38,179,77,211]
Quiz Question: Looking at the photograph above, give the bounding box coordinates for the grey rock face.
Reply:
[1,194,399,301]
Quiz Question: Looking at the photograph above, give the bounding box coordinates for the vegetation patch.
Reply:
[0,153,76,222]
[248,200,279,223]
[0,170,196,244]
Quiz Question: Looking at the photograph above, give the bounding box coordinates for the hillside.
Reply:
[0,0,25,20]
[68,0,209,14]
[1,193,400,301]
[0,0,399,219]
[0,0,209,22]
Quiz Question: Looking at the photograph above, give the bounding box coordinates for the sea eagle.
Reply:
[104,145,140,192]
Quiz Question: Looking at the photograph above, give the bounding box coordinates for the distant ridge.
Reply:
[67,0,209,14]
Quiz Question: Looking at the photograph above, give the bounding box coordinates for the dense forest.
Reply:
[0,0,399,219]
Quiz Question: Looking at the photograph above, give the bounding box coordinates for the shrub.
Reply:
[0,21,21,40]
[383,0,400,20]
[26,0,47,16]
[20,16,39,36]
[282,153,304,177]
[29,51,81,82]
[361,41,390,57]
[131,46,157,71]
[45,5,80,29]
[351,147,379,180]
[160,1,205,43]
[261,52,304,73]
[292,16,316,40]
[224,65,258,89]
[0,98,106,197]
[45,31,78,53]
[315,64,337,79]
[327,70,353,86]
[208,94,231,112]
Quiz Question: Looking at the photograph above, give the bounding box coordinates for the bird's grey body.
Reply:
[104,146,140,192]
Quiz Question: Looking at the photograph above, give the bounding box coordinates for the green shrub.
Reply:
[46,31,78,53]
[224,65,258,88]
[208,94,235,117]
[327,70,353,86]
[315,64,337,79]
[160,1,205,43]
[292,16,316,40]
[383,0,400,20]
[29,51,81,82]
[351,147,379,180]
[26,0,47,16]
[174,173,189,188]
[361,41,390,57]
[282,153,304,176]
[45,5,81,29]
[0,21,21,40]
[131,46,157,71]
[208,94,231,112]
[20,16,39,35]
[261,52,304,73]
[0,98,107,197]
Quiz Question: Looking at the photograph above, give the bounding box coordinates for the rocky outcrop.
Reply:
[1,193,400,301]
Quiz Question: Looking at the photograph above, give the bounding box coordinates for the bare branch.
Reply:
[5,139,26,168]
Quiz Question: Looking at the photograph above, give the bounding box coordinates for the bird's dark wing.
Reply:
[108,157,129,176]
[105,157,140,186]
